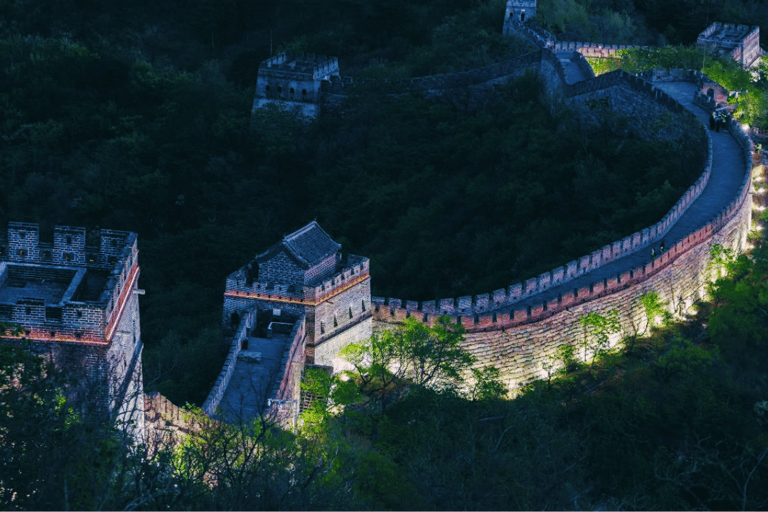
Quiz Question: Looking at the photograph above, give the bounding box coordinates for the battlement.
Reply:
[0,223,139,345]
[698,23,762,69]
[551,41,637,58]
[504,0,537,24]
[260,52,340,79]
[254,53,341,117]
[698,23,755,49]
[224,255,370,306]
[372,69,733,331]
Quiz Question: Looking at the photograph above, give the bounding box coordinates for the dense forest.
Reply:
[1,0,767,508]
[0,0,738,404]
[4,236,768,510]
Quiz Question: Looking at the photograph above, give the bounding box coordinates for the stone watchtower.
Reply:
[697,23,762,69]
[0,222,144,437]
[223,222,372,370]
[505,0,536,23]
[252,53,340,118]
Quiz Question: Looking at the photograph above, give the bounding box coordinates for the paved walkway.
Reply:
[217,333,290,423]
[557,51,591,85]
[504,80,748,310]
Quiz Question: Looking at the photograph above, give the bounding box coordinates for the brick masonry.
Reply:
[0,223,144,437]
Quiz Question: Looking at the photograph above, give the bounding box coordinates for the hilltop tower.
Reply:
[505,0,536,24]
[697,23,762,69]
[0,223,144,437]
[253,53,340,118]
[223,221,371,370]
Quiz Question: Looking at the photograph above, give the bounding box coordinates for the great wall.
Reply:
[149,0,762,432]
[264,3,756,391]
[3,0,755,440]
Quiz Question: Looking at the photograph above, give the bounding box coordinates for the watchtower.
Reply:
[0,223,144,438]
[223,221,372,370]
[253,53,341,118]
[697,23,762,69]
[505,0,536,24]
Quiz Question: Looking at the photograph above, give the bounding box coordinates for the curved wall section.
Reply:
[372,76,753,390]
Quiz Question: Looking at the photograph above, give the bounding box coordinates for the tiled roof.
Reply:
[255,221,340,269]
[283,221,340,266]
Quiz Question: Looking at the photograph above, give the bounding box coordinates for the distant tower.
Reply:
[505,0,537,23]
[697,23,762,69]
[223,221,372,370]
[0,223,144,439]
[252,53,341,118]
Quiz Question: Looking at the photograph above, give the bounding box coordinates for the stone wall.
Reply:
[373,72,713,325]
[203,311,254,416]
[371,73,753,391]
[460,199,750,389]
[258,250,305,287]
[145,391,207,450]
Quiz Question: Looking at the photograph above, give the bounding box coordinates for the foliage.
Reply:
[641,291,672,331]
[0,342,158,510]
[579,310,622,361]
[336,316,473,410]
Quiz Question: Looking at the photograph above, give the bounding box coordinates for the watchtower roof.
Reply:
[256,221,340,269]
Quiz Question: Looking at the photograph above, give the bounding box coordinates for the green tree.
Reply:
[579,310,622,361]
[338,316,473,410]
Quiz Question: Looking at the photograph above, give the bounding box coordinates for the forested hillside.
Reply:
[1,0,767,508]
[0,0,760,405]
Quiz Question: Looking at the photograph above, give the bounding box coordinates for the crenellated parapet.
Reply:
[551,41,637,59]
[224,256,369,307]
[373,74,757,344]
[697,23,762,68]
[0,223,139,345]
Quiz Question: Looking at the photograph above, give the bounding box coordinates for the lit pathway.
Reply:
[502,80,748,311]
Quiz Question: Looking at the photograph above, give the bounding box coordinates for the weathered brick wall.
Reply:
[268,315,309,428]
[203,311,255,416]
[313,273,371,342]
[106,287,144,436]
[459,201,750,389]
[304,254,338,285]
[145,391,207,450]
[258,250,304,286]
[313,316,373,371]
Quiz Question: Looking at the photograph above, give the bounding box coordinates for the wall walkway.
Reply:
[374,78,753,388]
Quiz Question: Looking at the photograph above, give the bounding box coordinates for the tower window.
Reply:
[302,89,307,96]
[349,307,353,319]
[289,87,295,94]
[277,86,282,93]
[66,235,72,245]
[265,85,270,92]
